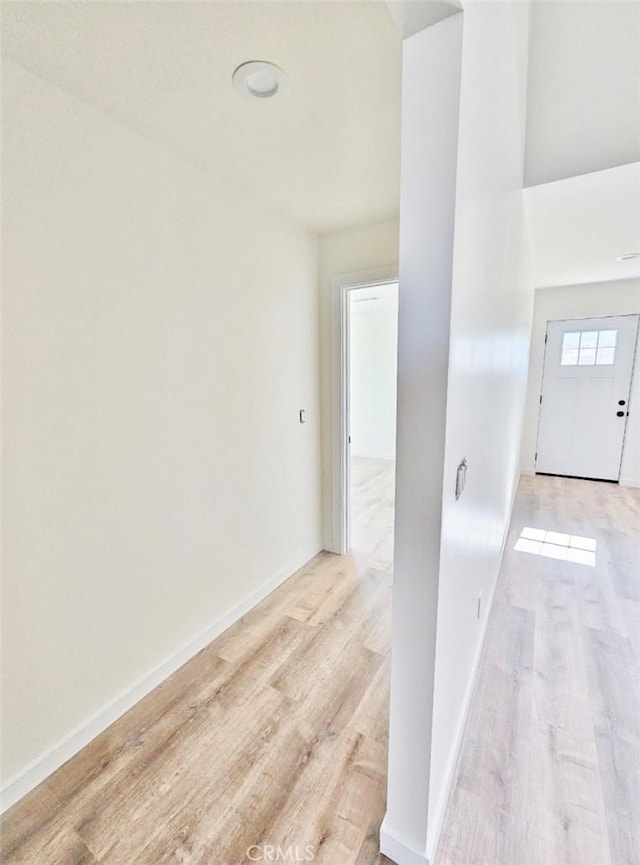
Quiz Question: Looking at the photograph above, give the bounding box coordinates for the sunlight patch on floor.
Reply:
[514,526,596,566]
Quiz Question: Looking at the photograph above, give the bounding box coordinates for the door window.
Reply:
[561,329,617,366]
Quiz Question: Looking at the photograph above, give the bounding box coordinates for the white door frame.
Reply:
[329,266,398,555]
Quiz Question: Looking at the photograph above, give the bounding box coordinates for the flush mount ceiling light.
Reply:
[616,252,640,261]
[232,61,288,100]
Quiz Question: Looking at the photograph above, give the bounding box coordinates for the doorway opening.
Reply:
[344,282,399,571]
[535,313,639,481]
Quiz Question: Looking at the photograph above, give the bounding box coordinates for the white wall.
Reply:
[383,3,533,862]
[1,59,322,800]
[525,0,640,186]
[319,217,399,550]
[349,285,398,460]
[521,279,640,486]
[427,0,533,854]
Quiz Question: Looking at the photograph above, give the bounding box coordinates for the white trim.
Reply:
[341,282,351,555]
[520,466,536,476]
[424,472,521,861]
[0,545,322,813]
[533,321,551,474]
[380,819,430,865]
[328,265,398,555]
[620,316,640,483]
[620,477,640,488]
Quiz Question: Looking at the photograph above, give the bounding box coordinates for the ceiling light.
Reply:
[232,61,287,100]
[616,252,640,261]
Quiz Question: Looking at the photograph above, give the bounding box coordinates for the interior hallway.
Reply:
[435,475,640,865]
[3,473,638,864]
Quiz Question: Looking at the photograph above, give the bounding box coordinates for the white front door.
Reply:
[536,314,639,481]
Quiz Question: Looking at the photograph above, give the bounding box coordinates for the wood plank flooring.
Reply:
[3,471,638,865]
[1,459,396,865]
[435,474,640,865]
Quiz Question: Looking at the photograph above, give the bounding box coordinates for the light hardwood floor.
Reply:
[3,471,638,865]
[435,474,640,865]
[1,459,396,865]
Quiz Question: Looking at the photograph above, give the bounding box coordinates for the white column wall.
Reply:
[383,3,533,862]
[381,14,463,863]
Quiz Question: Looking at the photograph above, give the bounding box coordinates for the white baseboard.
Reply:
[0,545,322,813]
[380,820,430,865]
[619,476,640,488]
[424,561,501,859]
[520,466,536,476]
[323,539,343,555]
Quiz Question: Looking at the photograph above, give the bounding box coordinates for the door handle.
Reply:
[616,411,625,417]
[618,399,626,406]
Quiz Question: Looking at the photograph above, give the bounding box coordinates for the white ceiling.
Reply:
[525,163,640,289]
[1,0,402,234]
[525,0,640,187]
[2,0,638,280]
